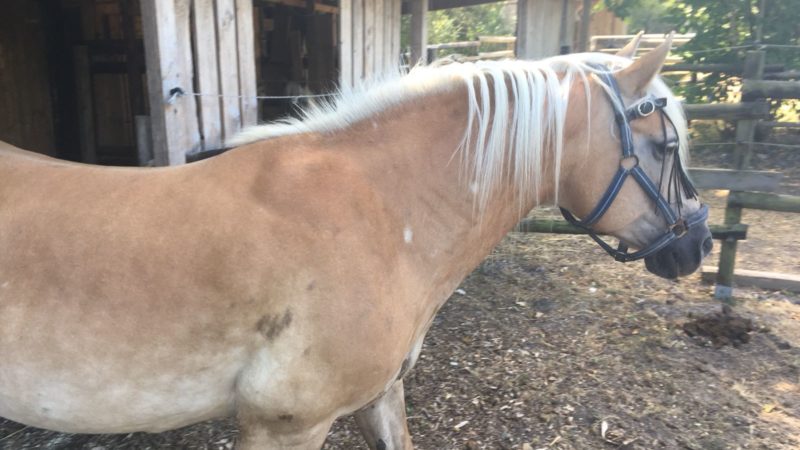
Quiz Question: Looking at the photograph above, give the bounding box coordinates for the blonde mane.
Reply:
[229,53,688,211]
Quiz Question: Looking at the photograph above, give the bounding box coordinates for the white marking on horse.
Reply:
[403,227,413,244]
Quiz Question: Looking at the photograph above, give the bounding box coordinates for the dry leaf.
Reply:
[762,403,778,414]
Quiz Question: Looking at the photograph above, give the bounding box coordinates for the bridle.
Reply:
[560,69,709,262]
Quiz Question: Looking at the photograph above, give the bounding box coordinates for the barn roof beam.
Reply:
[401,0,503,15]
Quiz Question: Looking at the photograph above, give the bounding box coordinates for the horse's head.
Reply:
[559,33,712,279]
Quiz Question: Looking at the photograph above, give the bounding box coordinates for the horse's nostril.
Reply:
[702,236,713,255]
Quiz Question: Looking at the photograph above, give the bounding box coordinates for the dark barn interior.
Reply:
[0,0,339,165]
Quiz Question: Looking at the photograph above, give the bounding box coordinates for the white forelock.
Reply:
[228,53,688,211]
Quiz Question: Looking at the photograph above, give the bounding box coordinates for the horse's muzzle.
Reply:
[644,222,713,279]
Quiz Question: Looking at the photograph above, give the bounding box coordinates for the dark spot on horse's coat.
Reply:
[278,414,294,422]
[256,310,293,341]
[307,281,315,291]
[376,439,387,450]
[303,346,311,356]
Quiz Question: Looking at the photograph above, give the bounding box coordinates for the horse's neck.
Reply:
[332,87,552,296]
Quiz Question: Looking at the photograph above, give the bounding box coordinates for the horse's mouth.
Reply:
[644,225,713,279]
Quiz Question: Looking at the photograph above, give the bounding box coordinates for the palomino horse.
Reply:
[0,34,710,448]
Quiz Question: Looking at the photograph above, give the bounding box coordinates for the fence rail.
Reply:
[662,63,785,74]
[425,36,516,63]
[515,220,748,241]
[742,79,800,99]
[683,102,771,121]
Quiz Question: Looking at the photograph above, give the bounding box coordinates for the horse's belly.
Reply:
[0,363,238,433]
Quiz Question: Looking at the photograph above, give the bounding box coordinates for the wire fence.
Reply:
[691,141,800,150]
[685,43,800,54]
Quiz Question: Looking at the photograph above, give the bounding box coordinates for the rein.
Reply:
[560,69,709,262]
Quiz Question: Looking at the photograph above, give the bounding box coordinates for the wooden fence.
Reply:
[424,36,516,64]
[515,47,800,299]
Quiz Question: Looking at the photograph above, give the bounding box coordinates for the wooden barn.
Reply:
[0,0,620,167]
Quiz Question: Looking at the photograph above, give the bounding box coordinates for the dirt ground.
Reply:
[2,132,799,449]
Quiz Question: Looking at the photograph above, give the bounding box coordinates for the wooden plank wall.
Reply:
[0,1,57,155]
[340,0,402,88]
[141,0,258,165]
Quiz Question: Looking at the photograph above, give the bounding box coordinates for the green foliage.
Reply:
[603,0,677,33]
[428,10,461,45]
[604,0,800,106]
[401,3,515,56]
[428,3,514,44]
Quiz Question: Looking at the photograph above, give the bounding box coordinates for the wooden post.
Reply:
[216,0,242,141]
[410,0,428,66]
[715,50,765,300]
[557,0,574,54]
[352,0,364,81]
[135,115,153,166]
[390,0,401,70]
[121,0,145,116]
[339,0,353,87]
[516,0,564,59]
[373,0,384,75]
[191,0,223,150]
[578,0,591,52]
[363,0,375,77]
[73,46,97,164]
[236,0,258,127]
[382,0,395,72]
[140,0,201,166]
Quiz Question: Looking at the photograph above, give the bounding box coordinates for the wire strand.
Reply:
[691,141,800,149]
[681,43,800,54]
[188,92,337,100]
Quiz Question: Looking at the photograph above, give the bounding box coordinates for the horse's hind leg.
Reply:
[354,379,413,450]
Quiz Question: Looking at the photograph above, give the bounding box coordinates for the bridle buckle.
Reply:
[636,100,656,117]
[670,219,688,238]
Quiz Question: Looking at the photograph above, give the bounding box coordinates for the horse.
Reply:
[0,33,711,449]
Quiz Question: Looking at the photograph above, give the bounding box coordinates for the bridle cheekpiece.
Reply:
[559,69,709,262]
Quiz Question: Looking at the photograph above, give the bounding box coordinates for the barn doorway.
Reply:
[0,0,341,166]
[253,1,340,121]
[0,0,146,165]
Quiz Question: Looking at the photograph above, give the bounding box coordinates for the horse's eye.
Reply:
[664,141,679,153]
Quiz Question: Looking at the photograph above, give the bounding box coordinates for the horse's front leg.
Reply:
[354,378,413,450]
[235,411,334,450]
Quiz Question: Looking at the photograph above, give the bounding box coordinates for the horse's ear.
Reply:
[615,32,673,97]
[616,31,644,59]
